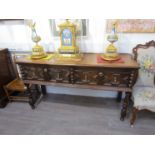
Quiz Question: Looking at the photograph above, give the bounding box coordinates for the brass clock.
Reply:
[58,19,81,60]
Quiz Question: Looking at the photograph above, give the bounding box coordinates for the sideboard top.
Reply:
[15,53,139,68]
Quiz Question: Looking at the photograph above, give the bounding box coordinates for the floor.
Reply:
[0,94,155,135]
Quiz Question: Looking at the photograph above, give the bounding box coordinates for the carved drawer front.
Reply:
[73,68,100,85]
[47,66,101,84]
[101,69,133,87]
[73,68,135,87]
[19,65,76,83]
[18,64,137,88]
[104,72,129,86]
[47,66,71,83]
[19,64,44,81]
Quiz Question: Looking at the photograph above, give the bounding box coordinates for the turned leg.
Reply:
[130,107,138,126]
[29,98,35,109]
[25,84,35,109]
[33,84,41,103]
[3,86,11,102]
[35,84,40,94]
[120,92,130,121]
[128,92,133,105]
[117,91,122,102]
[41,85,47,96]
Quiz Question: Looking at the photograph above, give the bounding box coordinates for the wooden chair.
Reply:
[3,54,41,109]
[130,40,155,126]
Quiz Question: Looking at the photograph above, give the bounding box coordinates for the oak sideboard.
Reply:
[15,53,139,120]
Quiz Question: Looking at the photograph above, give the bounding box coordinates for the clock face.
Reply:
[62,28,72,46]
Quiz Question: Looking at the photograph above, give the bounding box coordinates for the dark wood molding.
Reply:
[133,40,155,85]
[133,40,155,60]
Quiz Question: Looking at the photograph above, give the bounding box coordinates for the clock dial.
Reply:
[62,29,72,46]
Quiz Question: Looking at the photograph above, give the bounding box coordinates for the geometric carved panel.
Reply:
[18,64,137,88]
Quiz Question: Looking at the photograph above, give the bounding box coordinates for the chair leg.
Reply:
[3,86,11,102]
[25,84,35,109]
[35,84,40,94]
[120,92,130,121]
[130,107,138,126]
[116,91,122,102]
[29,98,35,109]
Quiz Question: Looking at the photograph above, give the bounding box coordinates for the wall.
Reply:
[0,19,155,98]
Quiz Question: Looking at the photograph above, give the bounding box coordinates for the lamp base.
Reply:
[101,53,120,61]
[55,52,83,62]
[31,44,47,60]
[31,53,47,60]
[106,43,117,52]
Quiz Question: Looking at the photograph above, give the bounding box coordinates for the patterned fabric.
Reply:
[135,47,155,87]
[133,46,155,112]
[133,87,155,112]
